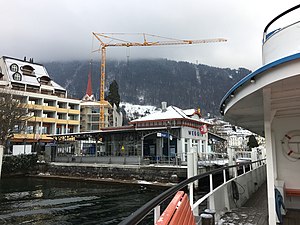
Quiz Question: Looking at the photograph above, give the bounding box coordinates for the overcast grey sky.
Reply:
[1,0,299,70]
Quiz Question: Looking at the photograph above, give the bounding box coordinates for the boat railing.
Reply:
[263,4,300,42]
[148,152,228,166]
[119,158,266,225]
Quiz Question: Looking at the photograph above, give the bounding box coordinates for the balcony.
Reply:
[56,107,68,113]
[68,120,80,125]
[68,109,80,114]
[42,117,56,123]
[13,133,36,139]
[0,80,8,86]
[12,134,52,141]
[27,117,43,122]
[56,119,68,124]
[27,104,43,110]
[43,105,57,111]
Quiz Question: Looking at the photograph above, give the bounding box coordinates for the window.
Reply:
[21,65,35,76]
[91,107,100,113]
[12,72,22,81]
[91,115,99,121]
[13,124,20,133]
[91,124,99,130]
[41,126,48,134]
[10,63,19,72]
[38,76,51,85]
[56,127,61,134]
[67,127,74,133]
[26,126,34,134]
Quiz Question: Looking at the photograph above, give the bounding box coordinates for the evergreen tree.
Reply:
[106,80,120,108]
[247,135,259,149]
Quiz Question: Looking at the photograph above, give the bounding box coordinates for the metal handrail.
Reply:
[263,4,300,42]
[118,159,266,225]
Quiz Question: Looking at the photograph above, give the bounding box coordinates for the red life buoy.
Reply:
[282,130,300,159]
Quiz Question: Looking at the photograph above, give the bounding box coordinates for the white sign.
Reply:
[12,145,32,155]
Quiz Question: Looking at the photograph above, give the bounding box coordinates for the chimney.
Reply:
[162,102,167,112]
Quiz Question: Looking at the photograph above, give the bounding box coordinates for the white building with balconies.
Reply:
[0,56,81,154]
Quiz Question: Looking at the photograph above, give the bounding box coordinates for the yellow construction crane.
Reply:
[92,33,227,128]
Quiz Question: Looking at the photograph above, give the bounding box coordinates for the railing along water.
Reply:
[119,159,266,225]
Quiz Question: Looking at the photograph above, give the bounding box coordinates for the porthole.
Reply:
[12,72,22,81]
[10,63,19,72]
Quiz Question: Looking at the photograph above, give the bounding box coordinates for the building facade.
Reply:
[51,103,210,164]
[129,103,210,161]
[0,56,80,154]
[80,72,123,132]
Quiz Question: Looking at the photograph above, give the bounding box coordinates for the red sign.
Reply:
[200,124,208,134]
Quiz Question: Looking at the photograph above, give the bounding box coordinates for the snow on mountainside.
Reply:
[120,102,159,121]
[44,59,251,116]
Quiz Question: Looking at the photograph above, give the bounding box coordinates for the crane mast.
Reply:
[92,33,227,128]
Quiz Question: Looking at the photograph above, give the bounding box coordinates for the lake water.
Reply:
[0,177,166,225]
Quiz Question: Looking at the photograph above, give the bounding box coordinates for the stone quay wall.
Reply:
[2,154,38,177]
[43,163,190,184]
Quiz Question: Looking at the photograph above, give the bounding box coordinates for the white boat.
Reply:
[119,4,300,225]
[220,4,300,224]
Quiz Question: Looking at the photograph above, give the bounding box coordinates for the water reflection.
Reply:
[0,177,165,224]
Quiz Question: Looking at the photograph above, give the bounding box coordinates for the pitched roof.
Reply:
[2,56,65,91]
[130,105,211,125]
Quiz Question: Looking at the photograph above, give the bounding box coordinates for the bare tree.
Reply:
[0,90,29,148]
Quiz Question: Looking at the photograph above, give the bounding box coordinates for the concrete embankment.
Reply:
[38,162,195,185]
[2,154,216,186]
[2,154,38,177]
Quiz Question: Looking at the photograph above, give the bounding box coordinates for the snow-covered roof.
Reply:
[183,109,197,116]
[131,105,211,125]
[3,56,65,90]
[131,106,185,122]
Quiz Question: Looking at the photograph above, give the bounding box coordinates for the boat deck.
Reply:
[220,181,268,224]
[283,209,300,225]
[220,181,300,224]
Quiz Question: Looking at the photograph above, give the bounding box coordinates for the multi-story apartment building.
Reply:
[0,56,81,153]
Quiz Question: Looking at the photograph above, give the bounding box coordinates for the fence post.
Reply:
[187,152,195,214]
[227,147,235,177]
[208,174,215,211]
[223,169,230,211]
[251,147,257,169]
[154,205,160,224]
[193,146,198,189]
